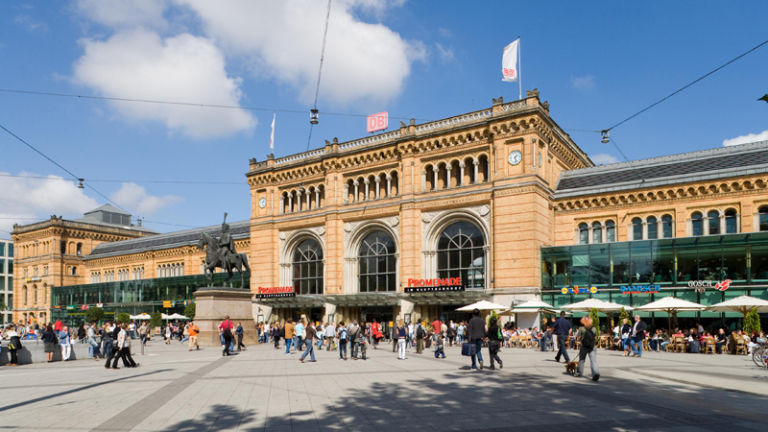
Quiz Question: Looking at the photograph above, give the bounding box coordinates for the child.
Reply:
[434,334,446,358]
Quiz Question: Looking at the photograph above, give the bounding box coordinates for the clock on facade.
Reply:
[258,197,267,208]
[508,150,522,165]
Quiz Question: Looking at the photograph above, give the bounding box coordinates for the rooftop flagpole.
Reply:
[518,38,522,100]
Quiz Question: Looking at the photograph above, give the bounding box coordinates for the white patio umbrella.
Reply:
[129,313,150,320]
[560,298,633,312]
[634,296,705,335]
[707,295,768,316]
[161,313,172,320]
[456,300,509,312]
[167,313,190,320]
[500,299,560,315]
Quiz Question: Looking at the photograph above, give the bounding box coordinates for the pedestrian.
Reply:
[415,320,426,354]
[434,334,446,359]
[164,324,172,344]
[58,325,72,361]
[338,321,348,360]
[457,322,465,344]
[348,320,361,359]
[324,321,336,350]
[396,320,407,360]
[219,315,234,356]
[630,315,646,357]
[42,323,57,362]
[188,320,200,351]
[487,316,503,370]
[299,321,317,363]
[104,323,121,368]
[236,322,246,351]
[138,321,148,346]
[3,324,21,366]
[553,311,572,363]
[467,309,486,370]
[295,319,305,352]
[111,323,138,369]
[87,322,101,359]
[575,316,599,381]
[77,323,86,342]
[272,322,281,349]
[620,318,631,356]
[284,319,295,354]
[102,323,118,368]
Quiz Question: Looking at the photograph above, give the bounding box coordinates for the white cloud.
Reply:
[570,75,596,90]
[73,29,256,138]
[435,42,455,63]
[590,153,620,165]
[178,0,425,104]
[0,172,99,234]
[76,0,168,30]
[722,130,768,147]
[110,182,182,216]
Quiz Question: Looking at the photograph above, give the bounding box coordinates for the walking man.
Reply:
[236,322,246,351]
[219,315,234,356]
[575,316,600,381]
[188,320,200,351]
[553,311,572,363]
[294,319,305,352]
[338,321,348,360]
[415,321,426,354]
[324,321,336,351]
[299,321,317,363]
[467,308,486,370]
[284,319,295,354]
[630,314,646,357]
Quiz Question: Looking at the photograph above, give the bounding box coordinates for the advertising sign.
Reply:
[688,279,731,293]
[560,286,598,295]
[163,300,172,308]
[366,112,388,133]
[405,277,464,293]
[256,286,296,299]
[620,284,660,294]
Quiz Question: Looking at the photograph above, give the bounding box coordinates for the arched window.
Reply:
[708,210,720,235]
[606,220,616,242]
[647,216,658,239]
[358,231,396,292]
[578,223,588,245]
[632,218,643,240]
[725,208,738,233]
[662,214,673,238]
[437,221,486,289]
[760,206,768,232]
[691,212,703,236]
[76,242,83,256]
[592,222,602,244]
[292,238,324,295]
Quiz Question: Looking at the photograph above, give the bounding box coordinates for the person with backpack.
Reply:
[395,320,407,360]
[466,309,486,370]
[576,316,600,381]
[487,316,503,370]
[3,324,22,366]
[348,320,361,359]
[219,315,234,356]
[337,321,349,360]
[415,321,426,354]
[272,323,281,349]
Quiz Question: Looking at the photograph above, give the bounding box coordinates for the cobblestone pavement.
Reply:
[1,339,767,431]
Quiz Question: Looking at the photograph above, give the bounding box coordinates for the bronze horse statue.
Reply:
[197,231,251,287]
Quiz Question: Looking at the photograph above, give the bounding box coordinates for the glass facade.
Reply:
[358,230,396,292]
[50,272,249,324]
[292,238,324,295]
[437,221,486,289]
[542,231,768,289]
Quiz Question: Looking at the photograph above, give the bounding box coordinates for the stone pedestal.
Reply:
[194,287,259,347]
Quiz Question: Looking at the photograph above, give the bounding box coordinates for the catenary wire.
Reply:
[0,173,242,185]
[306,0,333,151]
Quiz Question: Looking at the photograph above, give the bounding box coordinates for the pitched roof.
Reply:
[84,204,131,215]
[85,220,250,259]
[555,140,768,198]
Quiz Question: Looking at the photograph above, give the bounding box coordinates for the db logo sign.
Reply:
[366,112,388,133]
[714,279,731,292]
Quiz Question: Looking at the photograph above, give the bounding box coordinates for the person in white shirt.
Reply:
[110,323,138,369]
[323,322,336,351]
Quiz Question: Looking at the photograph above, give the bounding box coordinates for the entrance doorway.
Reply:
[439,304,468,325]
[358,306,394,324]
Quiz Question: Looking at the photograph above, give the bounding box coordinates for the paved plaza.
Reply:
[1,339,768,431]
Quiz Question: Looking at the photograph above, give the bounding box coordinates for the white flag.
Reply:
[269,113,276,150]
[502,39,519,82]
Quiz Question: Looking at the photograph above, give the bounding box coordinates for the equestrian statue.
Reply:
[197,213,251,287]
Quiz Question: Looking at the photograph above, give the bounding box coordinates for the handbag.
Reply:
[461,342,476,356]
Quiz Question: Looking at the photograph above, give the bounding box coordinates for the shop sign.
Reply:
[96,303,104,308]
[687,279,731,293]
[620,284,660,294]
[405,278,464,293]
[560,286,598,295]
[80,304,89,310]
[162,300,173,308]
[183,300,194,306]
[66,305,75,310]
[366,112,388,133]
[256,286,296,298]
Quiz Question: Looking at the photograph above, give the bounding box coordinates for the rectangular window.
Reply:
[611,243,631,285]
[630,241,653,283]
[588,245,610,285]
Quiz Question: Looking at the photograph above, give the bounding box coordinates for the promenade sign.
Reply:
[256,286,296,298]
[405,277,464,293]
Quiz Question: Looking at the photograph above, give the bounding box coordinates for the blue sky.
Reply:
[1,0,767,238]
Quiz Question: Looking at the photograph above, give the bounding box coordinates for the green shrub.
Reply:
[744,307,761,335]
[116,312,130,324]
[590,308,600,337]
[150,312,162,328]
[85,307,105,324]
[184,303,196,320]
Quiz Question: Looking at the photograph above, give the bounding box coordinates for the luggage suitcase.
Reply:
[461,342,476,356]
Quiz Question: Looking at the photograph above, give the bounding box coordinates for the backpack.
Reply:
[581,327,596,350]
[339,328,348,340]
[416,325,426,339]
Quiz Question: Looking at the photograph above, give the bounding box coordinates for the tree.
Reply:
[619,307,630,323]
[744,307,761,335]
[150,312,162,328]
[487,309,499,326]
[184,303,196,320]
[590,308,600,337]
[116,312,130,324]
[85,307,105,324]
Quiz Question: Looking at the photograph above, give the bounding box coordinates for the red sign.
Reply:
[366,112,388,133]
[256,286,296,298]
[405,278,464,293]
[714,279,732,292]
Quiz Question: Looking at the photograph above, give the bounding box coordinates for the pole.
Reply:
[518,37,522,100]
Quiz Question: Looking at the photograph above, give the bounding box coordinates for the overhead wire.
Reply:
[306,0,333,151]
[0,173,242,185]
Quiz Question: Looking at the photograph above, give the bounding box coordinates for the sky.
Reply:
[1,0,767,238]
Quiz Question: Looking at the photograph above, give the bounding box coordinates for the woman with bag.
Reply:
[41,323,57,362]
[3,324,22,366]
[487,316,503,370]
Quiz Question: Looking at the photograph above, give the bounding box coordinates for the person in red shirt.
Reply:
[431,318,443,345]
[219,316,234,356]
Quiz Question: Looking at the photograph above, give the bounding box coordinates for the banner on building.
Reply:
[620,284,660,294]
[502,38,520,82]
[404,278,465,293]
[256,286,296,299]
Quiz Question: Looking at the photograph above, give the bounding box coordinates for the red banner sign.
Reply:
[366,112,388,133]
[405,278,464,293]
[256,286,296,298]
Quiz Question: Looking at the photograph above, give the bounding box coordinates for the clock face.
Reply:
[258,197,267,209]
[508,150,522,165]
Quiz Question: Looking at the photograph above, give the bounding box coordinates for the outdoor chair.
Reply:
[735,338,747,355]
[642,339,650,351]
[703,338,716,354]
[672,337,686,353]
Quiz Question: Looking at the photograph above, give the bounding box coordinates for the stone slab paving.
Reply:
[1,339,767,431]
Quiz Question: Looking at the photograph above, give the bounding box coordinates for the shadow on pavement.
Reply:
[159,404,256,432]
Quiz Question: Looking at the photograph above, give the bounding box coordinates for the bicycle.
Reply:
[752,343,768,369]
